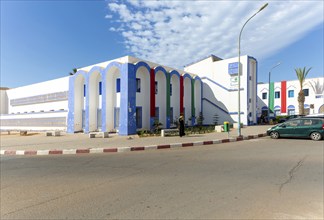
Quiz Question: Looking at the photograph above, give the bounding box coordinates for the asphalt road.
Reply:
[1,137,323,219]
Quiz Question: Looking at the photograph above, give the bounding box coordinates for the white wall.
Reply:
[257,77,324,116]
[6,77,69,114]
[0,111,68,131]
[188,55,253,125]
[0,88,9,114]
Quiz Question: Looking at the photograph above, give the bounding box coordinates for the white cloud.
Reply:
[107,0,324,69]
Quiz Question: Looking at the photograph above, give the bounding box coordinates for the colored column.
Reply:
[281,81,287,113]
[191,78,195,125]
[166,72,171,128]
[269,82,274,113]
[180,75,184,114]
[119,63,136,135]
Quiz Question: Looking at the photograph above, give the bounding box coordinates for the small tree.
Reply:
[69,68,78,75]
[196,112,204,126]
[295,67,312,115]
[152,118,163,134]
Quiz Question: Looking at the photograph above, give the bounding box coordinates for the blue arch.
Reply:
[261,106,268,110]
[193,75,202,82]
[154,66,168,78]
[304,104,310,108]
[135,61,151,73]
[170,70,181,79]
[274,105,281,110]
[183,73,192,80]
[288,105,295,109]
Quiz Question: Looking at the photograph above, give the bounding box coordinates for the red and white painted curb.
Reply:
[0,133,267,156]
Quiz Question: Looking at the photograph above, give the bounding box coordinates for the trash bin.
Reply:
[223,121,230,132]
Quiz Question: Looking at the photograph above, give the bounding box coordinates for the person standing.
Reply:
[178,115,185,137]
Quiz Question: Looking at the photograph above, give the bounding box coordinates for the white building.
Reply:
[257,77,324,117]
[0,54,258,135]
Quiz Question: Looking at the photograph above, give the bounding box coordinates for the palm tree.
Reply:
[69,68,77,75]
[295,67,312,115]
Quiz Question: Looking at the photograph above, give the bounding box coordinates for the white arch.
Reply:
[184,77,192,124]
[155,71,167,128]
[105,67,121,131]
[170,74,180,123]
[136,66,150,129]
[74,74,85,132]
[88,71,101,132]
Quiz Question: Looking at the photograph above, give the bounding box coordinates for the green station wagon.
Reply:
[267,117,324,141]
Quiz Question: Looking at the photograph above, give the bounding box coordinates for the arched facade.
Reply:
[102,63,121,132]
[194,76,202,121]
[155,66,167,128]
[87,67,102,132]
[72,73,86,132]
[183,74,192,125]
[67,59,204,135]
[170,70,181,125]
[135,62,151,130]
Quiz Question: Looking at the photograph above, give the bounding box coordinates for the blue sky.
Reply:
[1,0,323,88]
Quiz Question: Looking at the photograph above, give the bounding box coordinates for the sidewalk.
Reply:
[0,125,272,156]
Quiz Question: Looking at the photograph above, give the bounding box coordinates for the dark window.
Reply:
[155,81,158,94]
[262,92,267,100]
[275,91,280,99]
[170,107,173,123]
[136,78,141,92]
[99,82,102,95]
[155,107,159,121]
[288,90,294,98]
[136,107,142,128]
[84,85,86,97]
[170,84,172,96]
[116,78,120,93]
[303,89,309,96]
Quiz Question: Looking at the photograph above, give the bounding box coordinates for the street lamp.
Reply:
[237,3,268,137]
[268,62,281,124]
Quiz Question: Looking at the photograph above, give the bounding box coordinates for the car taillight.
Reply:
[322,124,324,130]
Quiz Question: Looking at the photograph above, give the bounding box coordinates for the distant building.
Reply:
[257,77,324,117]
[0,54,258,134]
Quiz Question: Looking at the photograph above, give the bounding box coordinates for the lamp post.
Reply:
[268,62,281,124]
[237,2,268,137]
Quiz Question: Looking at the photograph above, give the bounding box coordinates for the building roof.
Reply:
[184,54,223,67]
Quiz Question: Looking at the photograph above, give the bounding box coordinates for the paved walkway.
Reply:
[0,125,272,156]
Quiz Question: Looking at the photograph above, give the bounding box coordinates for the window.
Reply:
[288,90,294,98]
[84,85,86,97]
[288,109,295,115]
[170,84,172,96]
[136,107,142,128]
[155,107,159,121]
[303,89,309,96]
[275,91,280,99]
[286,119,301,127]
[99,82,102,95]
[114,107,120,128]
[116,79,120,93]
[262,92,267,100]
[274,109,280,116]
[136,78,141,92]
[155,81,158,94]
[170,107,173,124]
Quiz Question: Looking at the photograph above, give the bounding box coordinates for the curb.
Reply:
[0,133,267,156]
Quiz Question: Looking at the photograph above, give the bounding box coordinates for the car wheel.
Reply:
[270,131,279,139]
[310,132,322,141]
